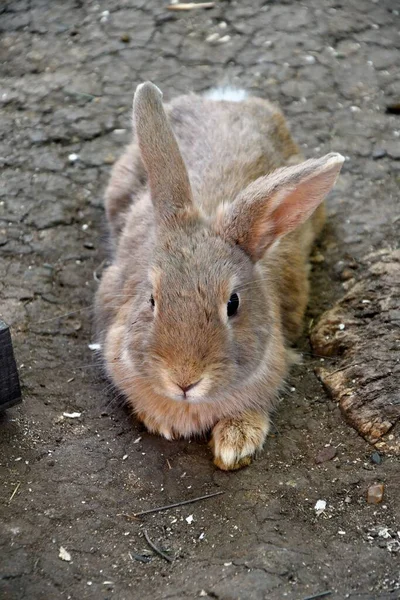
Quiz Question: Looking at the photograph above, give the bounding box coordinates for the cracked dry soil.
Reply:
[0,1,399,599]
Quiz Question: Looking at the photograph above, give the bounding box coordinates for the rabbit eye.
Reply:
[227,293,239,317]
[150,295,155,309]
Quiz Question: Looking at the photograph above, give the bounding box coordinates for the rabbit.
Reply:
[94,81,344,470]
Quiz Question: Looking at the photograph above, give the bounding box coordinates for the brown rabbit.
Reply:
[95,82,343,470]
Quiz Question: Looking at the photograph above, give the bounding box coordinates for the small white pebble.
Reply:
[362,299,370,304]
[81,223,89,231]
[113,129,126,135]
[186,515,194,524]
[88,343,101,351]
[314,500,326,514]
[63,412,81,419]
[122,454,128,461]
[199,532,205,540]
[133,436,141,444]
[218,35,231,43]
[103,581,113,585]
[338,530,346,535]
[290,387,296,392]
[304,55,316,64]
[218,21,227,29]
[15,457,22,462]
[68,153,79,162]
[224,562,232,567]
[87,581,93,586]
[338,323,345,330]
[200,591,208,598]
[206,33,219,43]
[59,547,71,562]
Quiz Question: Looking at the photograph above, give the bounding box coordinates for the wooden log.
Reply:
[0,319,22,410]
[311,249,400,455]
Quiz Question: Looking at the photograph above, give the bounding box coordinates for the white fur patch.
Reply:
[204,86,248,102]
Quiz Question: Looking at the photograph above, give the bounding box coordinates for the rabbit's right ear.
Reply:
[133,82,197,226]
[215,153,344,262]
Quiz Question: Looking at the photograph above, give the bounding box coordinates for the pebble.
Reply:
[310,252,325,264]
[104,153,116,165]
[315,445,337,464]
[367,483,384,504]
[120,33,131,43]
[304,55,316,64]
[370,451,382,465]
[206,33,220,43]
[314,499,326,514]
[59,546,71,562]
[372,147,387,160]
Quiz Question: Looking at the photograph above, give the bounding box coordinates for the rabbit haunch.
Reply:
[95,81,344,470]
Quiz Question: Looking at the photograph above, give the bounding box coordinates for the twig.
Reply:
[143,529,174,563]
[8,482,20,503]
[133,490,224,517]
[167,2,215,11]
[117,513,139,521]
[166,459,172,470]
[302,591,332,600]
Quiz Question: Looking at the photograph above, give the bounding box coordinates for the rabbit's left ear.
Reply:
[133,82,197,226]
[215,153,344,262]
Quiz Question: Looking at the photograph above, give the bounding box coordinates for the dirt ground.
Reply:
[1,1,399,599]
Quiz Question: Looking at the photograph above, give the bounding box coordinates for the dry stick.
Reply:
[167,2,215,11]
[302,591,332,600]
[143,529,174,563]
[133,490,224,517]
[8,482,21,503]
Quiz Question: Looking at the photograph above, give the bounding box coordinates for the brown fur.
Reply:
[95,82,343,470]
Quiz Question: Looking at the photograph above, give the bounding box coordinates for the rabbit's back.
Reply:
[166,95,301,214]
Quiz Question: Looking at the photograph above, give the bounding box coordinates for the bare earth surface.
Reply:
[1,1,399,599]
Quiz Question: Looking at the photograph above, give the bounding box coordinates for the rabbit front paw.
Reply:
[210,411,270,471]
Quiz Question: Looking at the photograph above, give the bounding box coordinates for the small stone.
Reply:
[314,499,326,514]
[59,546,71,562]
[315,445,337,464]
[88,343,101,351]
[340,268,354,281]
[372,147,386,160]
[120,33,131,43]
[371,452,382,465]
[185,514,194,524]
[386,141,400,160]
[310,252,325,264]
[367,483,384,504]
[68,153,80,163]
[206,33,219,43]
[104,153,116,165]
[304,55,316,64]
[338,323,345,330]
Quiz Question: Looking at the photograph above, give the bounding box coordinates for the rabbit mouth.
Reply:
[157,372,213,404]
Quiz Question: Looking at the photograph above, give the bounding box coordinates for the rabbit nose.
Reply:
[179,379,202,394]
